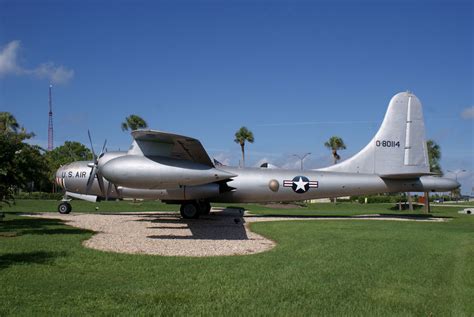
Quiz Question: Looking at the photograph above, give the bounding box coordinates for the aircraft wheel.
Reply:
[58,202,72,214]
[199,202,211,215]
[180,202,200,219]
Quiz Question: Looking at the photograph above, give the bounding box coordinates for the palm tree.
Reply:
[421,139,442,213]
[121,115,148,132]
[426,139,442,175]
[234,126,254,167]
[324,136,346,164]
[324,136,346,204]
[0,112,20,133]
[0,112,34,139]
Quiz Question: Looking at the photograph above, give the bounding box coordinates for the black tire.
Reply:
[198,202,211,215]
[180,202,200,219]
[58,202,72,214]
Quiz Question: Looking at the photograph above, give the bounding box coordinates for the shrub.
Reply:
[351,194,407,204]
[14,191,63,200]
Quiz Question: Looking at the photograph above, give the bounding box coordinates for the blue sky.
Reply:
[1,0,473,194]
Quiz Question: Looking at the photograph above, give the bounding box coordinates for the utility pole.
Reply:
[447,169,466,203]
[48,84,54,151]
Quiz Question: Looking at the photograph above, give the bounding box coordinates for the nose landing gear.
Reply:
[58,201,72,214]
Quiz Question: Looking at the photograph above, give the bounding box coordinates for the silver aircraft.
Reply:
[55,92,459,218]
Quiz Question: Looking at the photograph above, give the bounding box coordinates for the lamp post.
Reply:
[447,169,466,203]
[447,169,466,182]
[292,153,311,170]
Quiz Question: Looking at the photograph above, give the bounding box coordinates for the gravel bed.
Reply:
[27,208,447,257]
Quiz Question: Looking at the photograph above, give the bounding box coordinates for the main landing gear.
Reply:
[58,201,72,214]
[57,199,210,218]
[180,201,212,219]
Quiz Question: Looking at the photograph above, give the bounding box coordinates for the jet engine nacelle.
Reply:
[100,155,235,189]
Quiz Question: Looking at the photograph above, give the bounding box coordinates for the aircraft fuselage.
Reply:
[56,161,458,203]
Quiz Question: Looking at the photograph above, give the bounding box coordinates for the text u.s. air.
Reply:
[55,92,459,218]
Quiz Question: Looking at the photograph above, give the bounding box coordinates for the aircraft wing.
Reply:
[129,130,214,167]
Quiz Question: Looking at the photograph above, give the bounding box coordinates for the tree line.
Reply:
[0,113,149,207]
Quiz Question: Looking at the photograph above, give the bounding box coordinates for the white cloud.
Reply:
[212,152,232,166]
[281,158,301,170]
[30,62,74,84]
[461,106,474,120]
[0,40,74,84]
[0,40,21,75]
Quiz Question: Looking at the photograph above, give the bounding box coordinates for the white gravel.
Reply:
[27,208,447,257]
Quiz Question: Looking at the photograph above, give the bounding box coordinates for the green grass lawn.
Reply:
[1,199,180,213]
[1,200,473,316]
[1,198,463,216]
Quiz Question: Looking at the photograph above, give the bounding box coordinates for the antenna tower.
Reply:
[48,84,54,151]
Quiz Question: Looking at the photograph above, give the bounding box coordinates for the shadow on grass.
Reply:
[0,251,67,270]
[0,215,64,230]
[21,228,87,235]
[0,214,88,236]
[380,213,451,219]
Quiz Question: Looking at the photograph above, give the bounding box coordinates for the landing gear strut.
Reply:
[58,201,72,214]
[180,201,212,219]
[198,201,211,216]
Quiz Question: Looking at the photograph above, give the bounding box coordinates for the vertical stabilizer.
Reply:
[318,92,430,177]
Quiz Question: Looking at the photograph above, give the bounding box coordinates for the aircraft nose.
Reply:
[55,165,66,189]
[55,161,92,192]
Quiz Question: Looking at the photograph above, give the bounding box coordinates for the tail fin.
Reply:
[319,92,430,178]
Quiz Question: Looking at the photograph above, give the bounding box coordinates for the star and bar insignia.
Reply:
[283,176,319,194]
